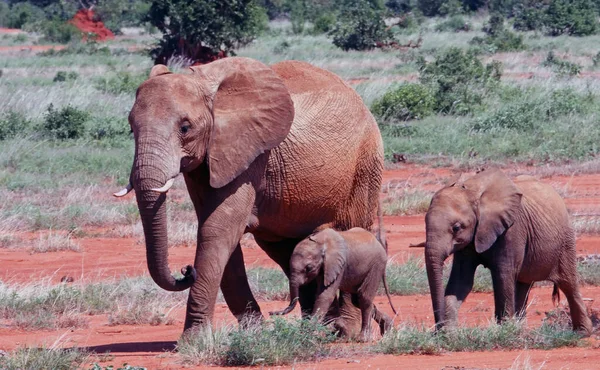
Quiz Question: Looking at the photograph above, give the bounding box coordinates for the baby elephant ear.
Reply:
[469,169,523,253]
[149,64,171,78]
[321,229,348,287]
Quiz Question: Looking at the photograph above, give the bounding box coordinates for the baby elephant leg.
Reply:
[372,305,393,335]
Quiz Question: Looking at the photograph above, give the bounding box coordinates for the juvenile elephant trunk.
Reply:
[269,281,300,316]
[133,137,196,292]
[425,246,447,330]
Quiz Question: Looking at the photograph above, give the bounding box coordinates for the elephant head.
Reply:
[424,169,522,328]
[114,57,295,292]
[270,229,348,316]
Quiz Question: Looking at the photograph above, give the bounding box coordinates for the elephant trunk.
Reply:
[133,135,196,292]
[425,245,447,330]
[269,281,300,316]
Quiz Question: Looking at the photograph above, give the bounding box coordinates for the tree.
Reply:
[147,0,268,65]
[330,0,392,51]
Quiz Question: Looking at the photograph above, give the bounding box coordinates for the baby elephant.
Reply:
[270,227,397,340]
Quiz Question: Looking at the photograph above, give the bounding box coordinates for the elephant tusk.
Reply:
[113,183,133,197]
[409,241,426,248]
[151,178,175,193]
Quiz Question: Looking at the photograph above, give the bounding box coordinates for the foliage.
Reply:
[289,0,307,34]
[4,2,46,29]
[545,0,598,36]
[419,47,502,115]
[53,70,79,82]
[372,83,435,122]
[37,20,81,43]
[312,12,336,34]
[94,71,146,95]
[148,0,268,63]
[330,0,392,51]
[0,347,89,370]
[542,51,582,76]
[94,0,152,33]
[42,104,89,140]
[38,40,112,56]
[378,320,583,355]
[513,0,598,36]
[224,318,335,366]
[435,15,470,32]
[470,13,525,53]
[0,111,32,140]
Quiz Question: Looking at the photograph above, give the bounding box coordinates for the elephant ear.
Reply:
[191,57,294,188]
[468,169,523,254]
[320,229,348,288]
[149,64,171,78]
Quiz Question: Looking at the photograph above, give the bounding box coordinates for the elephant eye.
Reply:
[452,223,462,233]
[180,125,190,135]
[306,264,314,272]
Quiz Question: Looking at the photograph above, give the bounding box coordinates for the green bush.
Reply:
[545,0,598,36]
[148,0,268,63]
[42,104,89,140]
[5,2,46,29]
[435,15,470,32]
[372,83,435,122]
[330,0,392,51]
[87,117,131,140]
[289,0,307,34]
[53,71,79,82]
[419,48,502,115]
[0,111,32,140]
[39,40,112,56]
[513,0,547,32]
[542,51,582,76]
[471,14,525,53]
[312,13,336,34]
[38,20,82,44]
[94,71,146,95]
[94,0,152,33]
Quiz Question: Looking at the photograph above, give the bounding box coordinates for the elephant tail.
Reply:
[552,283,560,307]
[376,197,387,252]
[382,271,397,315]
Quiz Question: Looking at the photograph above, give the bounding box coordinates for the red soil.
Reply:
[69,9,114,42]
[1,166,600,369]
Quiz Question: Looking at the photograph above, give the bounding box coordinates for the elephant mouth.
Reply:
[180,156,201,172]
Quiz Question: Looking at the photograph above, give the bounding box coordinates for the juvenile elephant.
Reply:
[270,228,397,340]
[424,169,592,334]
[113,57,384,336]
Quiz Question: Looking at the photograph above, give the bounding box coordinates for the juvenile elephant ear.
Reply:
[467,169,523,253]
[191,57,294,188]
[320,229,348,288]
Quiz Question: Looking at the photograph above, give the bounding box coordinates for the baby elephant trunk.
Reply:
[269,282,300,316]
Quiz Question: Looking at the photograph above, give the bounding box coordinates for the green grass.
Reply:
[0,347,89,370]
[381,190,432,216]
[178,317,335,366]
[377,320,583,355]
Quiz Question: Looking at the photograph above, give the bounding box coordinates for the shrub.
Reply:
[0,347,89,370]
[225,318,335,366]
[39,40,112,56]
[94,71,146,95]
[42,104,89,140]
[5,2,45,29]
[330,0,392,51]
[372,83,435,122]
[38,20,82,44]
[543,51,582,76]
[94,0,152,33]
[0,111,31,140]
[419,48,502,115]
[148,0,268,64]
[435,15,470,32]
[545,0,598,36]
[53,71,79,82]
[289,0,307,34]
[513,0,547,31]
[87,117,131,140]
[312,13,336,34]
[471,14,525,53]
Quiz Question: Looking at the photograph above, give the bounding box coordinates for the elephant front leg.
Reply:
[220,243,262,325]
[444,251,479,327]
[490,268,516,323]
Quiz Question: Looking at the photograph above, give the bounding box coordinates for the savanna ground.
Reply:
[2,17,600,370]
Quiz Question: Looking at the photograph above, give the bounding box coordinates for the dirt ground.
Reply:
[1,166,600,369]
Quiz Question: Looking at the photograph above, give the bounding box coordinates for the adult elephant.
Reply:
[424,169,592,334]
[114,57,384,336]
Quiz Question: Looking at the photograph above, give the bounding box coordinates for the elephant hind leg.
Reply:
[555,278,592,335]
